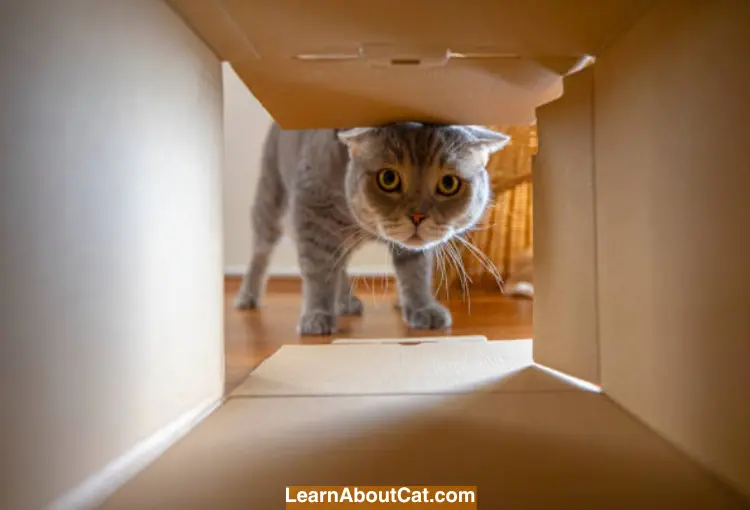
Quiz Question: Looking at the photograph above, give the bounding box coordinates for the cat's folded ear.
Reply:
[337,127,377,142]
[461,126,511,156]
[337,127,379,156]
[447,126,511,166]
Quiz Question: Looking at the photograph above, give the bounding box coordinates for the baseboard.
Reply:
[224,273,397,294]
[224,265,298,277]
[223,274,511,297]
[49,397,222,510]
[224,265,394,277]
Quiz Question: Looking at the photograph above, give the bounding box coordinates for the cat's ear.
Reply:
[337,127,377,147]
[444,125,511,165]
[337,127,376,143]
[337,127,379,156]
[461,126,511,159]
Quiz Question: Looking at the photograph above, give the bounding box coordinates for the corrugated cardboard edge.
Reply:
[533,66,600,385]
[165,0,259,63]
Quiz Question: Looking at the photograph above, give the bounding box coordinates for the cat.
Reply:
[235,121,510,335]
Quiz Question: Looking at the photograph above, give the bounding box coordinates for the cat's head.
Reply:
[338,123,509,251]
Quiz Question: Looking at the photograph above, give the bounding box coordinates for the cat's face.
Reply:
[338,123,510,251]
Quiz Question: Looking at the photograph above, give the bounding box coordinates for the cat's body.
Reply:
[235,121,509,335]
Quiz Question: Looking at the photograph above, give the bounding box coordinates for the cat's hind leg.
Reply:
[234,243,277,309]
[235,155,287,310]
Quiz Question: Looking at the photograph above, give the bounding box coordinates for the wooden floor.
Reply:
[224,276,534,393]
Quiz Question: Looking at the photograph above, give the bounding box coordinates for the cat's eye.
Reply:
[376,168,401,192]
[436,175,461,196]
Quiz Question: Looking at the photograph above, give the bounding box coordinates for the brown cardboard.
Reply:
[101,371,747,509]
[167,0,655,128]
[593,0,750,498]
[533,66,600,384]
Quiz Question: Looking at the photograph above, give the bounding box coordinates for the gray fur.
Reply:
[236,121,509,335]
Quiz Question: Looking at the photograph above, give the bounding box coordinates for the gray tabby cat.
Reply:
[235,121,510,335]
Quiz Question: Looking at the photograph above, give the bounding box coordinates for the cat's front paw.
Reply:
[298,311,337,335]
[234,291,258,310]
[336,295,364,316]
[402,302,452,330]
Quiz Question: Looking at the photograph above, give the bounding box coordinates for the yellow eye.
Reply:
[376,168,401,192]
[436,175,461,196]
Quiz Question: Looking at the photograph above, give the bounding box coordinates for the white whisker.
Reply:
[433,248,446,300]
[468,222,499,232]
[445,240,471,312]
[454,235,505,292]
[331,230,367,271]
[382,249,391,301]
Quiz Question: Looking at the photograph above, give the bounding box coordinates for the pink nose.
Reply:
[409,213,427,226]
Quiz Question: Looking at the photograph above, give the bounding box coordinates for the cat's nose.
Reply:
[409,213,427,226]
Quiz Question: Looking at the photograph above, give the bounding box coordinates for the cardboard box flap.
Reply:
[533,66,600,385]
[230,339,589,397]
[331,335,488,345]
[229,57,564,128]
[167,0,656,128]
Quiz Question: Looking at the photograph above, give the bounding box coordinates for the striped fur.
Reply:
[236,122,510,335]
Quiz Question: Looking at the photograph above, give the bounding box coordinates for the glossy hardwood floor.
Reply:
[224,276,534,393]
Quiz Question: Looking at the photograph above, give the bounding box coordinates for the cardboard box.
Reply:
[103,0,750,507]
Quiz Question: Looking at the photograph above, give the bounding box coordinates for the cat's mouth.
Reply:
[403,234,424,247]
[374,221,445,251]
[399,232,442,251]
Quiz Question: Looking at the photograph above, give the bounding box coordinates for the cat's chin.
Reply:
[390,235,443,252]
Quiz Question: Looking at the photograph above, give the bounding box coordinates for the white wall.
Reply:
[222,64,394,275]
[0,2,224,509]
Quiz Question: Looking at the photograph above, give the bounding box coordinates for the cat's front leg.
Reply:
[296,231,341,335]
[298,268,338,335]
[391,246,452,330]
[335,268,363,316]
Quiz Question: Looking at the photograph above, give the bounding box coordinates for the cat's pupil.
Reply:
[383,171,396,185]
[442,176,453,188]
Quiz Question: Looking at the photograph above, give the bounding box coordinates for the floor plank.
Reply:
[223,277,533,394]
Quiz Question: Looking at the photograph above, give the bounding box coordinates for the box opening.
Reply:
[15,1,746,508]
